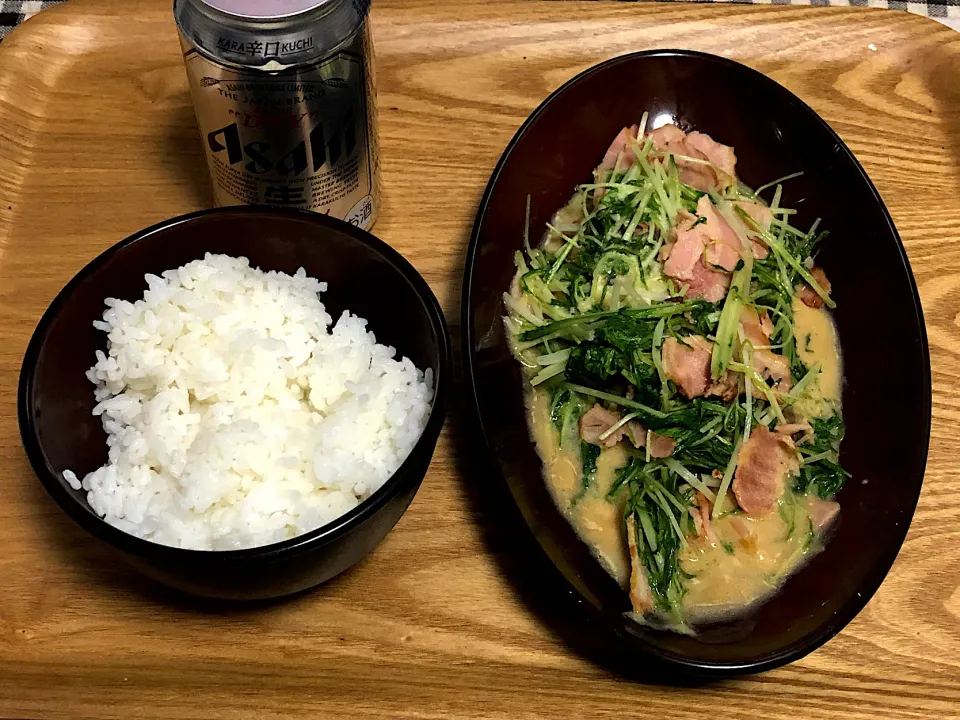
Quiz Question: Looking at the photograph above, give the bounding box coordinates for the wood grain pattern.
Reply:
[0,0,958,717]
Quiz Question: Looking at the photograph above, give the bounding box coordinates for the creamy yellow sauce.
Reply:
[522,303,843,623]
[527,389,632,584]
[794,297,843,411]
[681,497,814,619]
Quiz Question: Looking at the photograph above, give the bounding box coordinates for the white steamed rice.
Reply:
[63,253,433,551]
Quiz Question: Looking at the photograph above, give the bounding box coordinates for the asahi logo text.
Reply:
[207,110,357,176]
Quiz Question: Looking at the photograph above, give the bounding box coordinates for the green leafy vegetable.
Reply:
[572,441,602,507]
[564,342,628,389]
[622,459,691,616]
[795,414,849,499]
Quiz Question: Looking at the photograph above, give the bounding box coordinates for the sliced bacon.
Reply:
[579,404,624,448]
[626,514,655,614]
[696,195,743,272]
[647,432,677,459]
[662,336,713,399]
[579,406,675,456]
[684,260,731,303]
[734,200,773,260]
[751,240,770,261]
[708,371,741,402]
[664,241,730,303]
[663,213,706,280]
[686,131,737,179]
[600,123,739,195]
[740,305,770,347]
[648,123,686,148]
[597,124,640,176]
[691,491,718,544]
[593,125,641,201]
[799,266,832,309]
[775,421,813,438]
[679,164,720,193]
[662,198,747,302]
[739,306,792,391]
[806,496,841,531]
[624,421,676,458]
[623,420,644,449]
[659,240,675,263]
[752,350,791,392]
[734,200,773,230]
[703,240,740,274]
[648,124,737,192]
[662,336,738,400]
[732,425,800,516]
[759,310,775,339]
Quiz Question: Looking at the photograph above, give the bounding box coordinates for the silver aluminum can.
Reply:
[174,0,379,229]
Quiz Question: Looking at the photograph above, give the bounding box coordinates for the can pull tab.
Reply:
[199,0,331,19]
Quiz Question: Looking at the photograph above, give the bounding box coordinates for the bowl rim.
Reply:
[18,205,452,563]
[461,48,932,675]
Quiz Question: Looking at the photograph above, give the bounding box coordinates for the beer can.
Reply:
[174,0,379,230]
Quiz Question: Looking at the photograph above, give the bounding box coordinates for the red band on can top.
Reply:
[199,0,330,18]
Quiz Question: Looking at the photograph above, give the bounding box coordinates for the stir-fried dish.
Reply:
[504,116,847,632]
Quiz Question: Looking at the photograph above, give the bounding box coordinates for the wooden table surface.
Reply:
[0,0,959,717]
